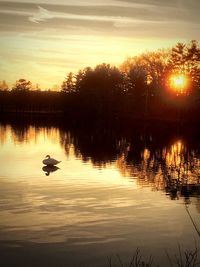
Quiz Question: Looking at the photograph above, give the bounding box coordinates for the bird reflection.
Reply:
[42,165,60,176]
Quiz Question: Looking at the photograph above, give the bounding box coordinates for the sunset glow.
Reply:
[169,74,189,94]
[0,0,199,89]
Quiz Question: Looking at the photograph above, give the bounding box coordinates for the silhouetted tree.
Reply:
[168,41,200,86]
[12,79,32,91]
[186,40,200,86]
[121,50,170,97]
[0,80,9,91]
[1,40,200,121]
[34,83,41,91]
[61,64,127,118]
[61,72,76,93]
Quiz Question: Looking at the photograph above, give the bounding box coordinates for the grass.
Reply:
[106,245,200,267]
[107,249,155,267]
[173,245,199,267]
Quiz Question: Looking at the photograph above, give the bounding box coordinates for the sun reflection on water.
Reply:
[0,123,200,265]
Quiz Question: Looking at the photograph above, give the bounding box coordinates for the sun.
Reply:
[169,74,189,94]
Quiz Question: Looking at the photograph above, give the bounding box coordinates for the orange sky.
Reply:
[0,0,200,89]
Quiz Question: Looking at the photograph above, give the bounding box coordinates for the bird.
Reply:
[42,155,61,166]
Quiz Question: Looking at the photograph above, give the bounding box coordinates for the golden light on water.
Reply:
[169,74,189,94]
[166,140,183,168]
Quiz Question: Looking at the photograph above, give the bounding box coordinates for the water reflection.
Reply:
[117,139,200,201]
[59,128,120,166]
[0,119,200,267]
[0,120,200,202]
[60,126,200,203]
[42,165,60,176]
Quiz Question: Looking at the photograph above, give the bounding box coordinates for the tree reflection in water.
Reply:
[1,118,200,203]
[59,123,200,202]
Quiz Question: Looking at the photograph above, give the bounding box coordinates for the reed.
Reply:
[106,245,200,267]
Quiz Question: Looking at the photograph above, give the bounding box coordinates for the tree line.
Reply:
[0,40,200,121]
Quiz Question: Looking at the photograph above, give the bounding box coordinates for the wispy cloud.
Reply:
[0,3,159,27]
[1,0,200,26]
[29,6,53,23]
[1,1,199,35]
[28,5,131,24]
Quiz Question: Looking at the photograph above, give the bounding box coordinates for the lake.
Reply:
[0,117,200,267]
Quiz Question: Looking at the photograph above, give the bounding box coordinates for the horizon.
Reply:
[0,0,200,89]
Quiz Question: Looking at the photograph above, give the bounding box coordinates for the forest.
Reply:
[0,40,200,122]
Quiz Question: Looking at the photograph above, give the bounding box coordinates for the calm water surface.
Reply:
[0,121,200,267]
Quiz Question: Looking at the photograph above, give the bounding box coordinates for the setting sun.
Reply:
[169,74,189,94]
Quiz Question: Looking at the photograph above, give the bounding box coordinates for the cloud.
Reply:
[28,6,53,23]
[28,5,161,27]
[28,5,117,24]
[1,1,200,27]
[116,0,200,8]
[1,1,199,34]
[0,1,199,41]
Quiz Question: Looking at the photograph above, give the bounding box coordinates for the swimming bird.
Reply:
[42,155,61,166]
